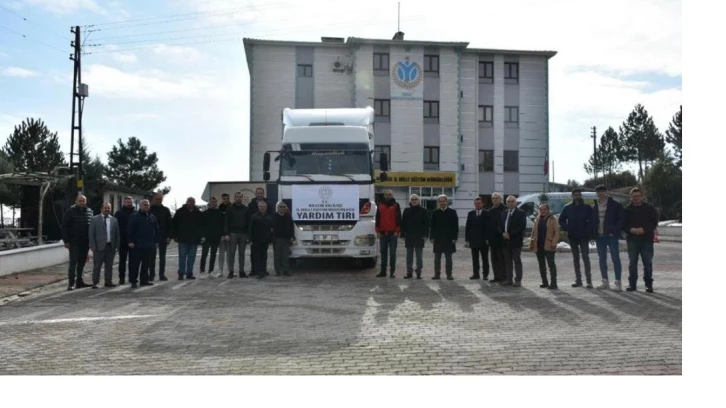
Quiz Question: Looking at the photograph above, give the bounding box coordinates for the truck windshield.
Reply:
[280,144,371,176]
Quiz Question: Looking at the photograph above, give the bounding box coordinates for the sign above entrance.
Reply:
[374,171,456,187]
[391,56,423,100]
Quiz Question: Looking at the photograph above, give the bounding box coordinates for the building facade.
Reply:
[243,34,556,220]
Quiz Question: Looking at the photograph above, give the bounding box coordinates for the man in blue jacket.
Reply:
[592,185,625,292]
[127,199,159,288]
[559,188,594,288]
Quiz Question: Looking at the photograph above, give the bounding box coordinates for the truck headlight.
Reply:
[354,234,376,246]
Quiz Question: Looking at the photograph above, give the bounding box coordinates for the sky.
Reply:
[0,0,682,210]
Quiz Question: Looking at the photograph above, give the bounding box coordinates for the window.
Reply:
[424,55,439,73]
[424,146,440,170]
[297,64,313,77]
[373,53,389,71]
[478,105,493,123]
[504,106,519,124]
[374,145,391,170]
[503,150,519,172]
[504,62,519,81]
[373,99,390,117]
[479,61,493,80]
[478,150,494,172]
[424,100,439,119]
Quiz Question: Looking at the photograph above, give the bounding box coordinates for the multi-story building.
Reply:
[242,33,556,221]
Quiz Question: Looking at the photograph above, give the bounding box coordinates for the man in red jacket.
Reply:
[375,189,402,278]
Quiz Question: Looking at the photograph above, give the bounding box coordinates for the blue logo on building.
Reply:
[393,58,422,90]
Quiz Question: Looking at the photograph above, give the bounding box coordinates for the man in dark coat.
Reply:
[500,195,527,287]
[248,187,273,275]
[429,194,459,280]
[114,196,136,285]
[62,195,94,290]
[272,201,295,276]
[200,197,225,275]
[559,188,594,288]
[248,201,274,279]
[224,192,251,278]
[622,187,660,293]
[149,193,172,281]
[400,194,429,279]
[216,192,231,277]
[127,199,158,288]
[375,189,402,278]
[465,196,489,280]
[487,193,506,283]
[172,197,204,280]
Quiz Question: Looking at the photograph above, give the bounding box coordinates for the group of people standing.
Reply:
[375,186,660,293]
[61,187,294,291]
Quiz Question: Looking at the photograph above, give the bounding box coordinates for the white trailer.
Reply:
[263,107,389,269]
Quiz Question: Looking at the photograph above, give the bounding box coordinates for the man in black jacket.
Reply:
[272,201,295,276]
[466,196,489,280]
[149,193,172,281]
[429,194,459,280]
[114,196,136,285]
[249,201,274,279]
[487,193,506,283]
[248,187,272,273]
[62,195,94,290]
[500,195,527,287]
[623,187,660,293]
[401,194,429,279]
[172,197,204,280]
[200,197,225,276]
[127,199,158,288]
[559,188,595,288]
[216,192,231,277]
[224,192,251,278]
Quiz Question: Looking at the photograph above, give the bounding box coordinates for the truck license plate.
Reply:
[314,234,338,241]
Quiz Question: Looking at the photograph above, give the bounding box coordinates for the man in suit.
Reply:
[487,193,506,283]
[62,194,94,291]
[88,202,121,288]
[149,193,173,281]
[466,196,489,280]
[500,195,527,287]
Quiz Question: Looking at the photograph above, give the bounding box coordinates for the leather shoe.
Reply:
[104,283,117,288]
[91,284,99,289]
[67,285,74,291]
[140,281,154,286]
[469,275,480,280]
[76,281,91,288]
[159,275,168,281]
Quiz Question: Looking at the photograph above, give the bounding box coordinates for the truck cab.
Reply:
[263,107,385,269]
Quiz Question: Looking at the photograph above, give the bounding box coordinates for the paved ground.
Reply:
[0,242,682,375]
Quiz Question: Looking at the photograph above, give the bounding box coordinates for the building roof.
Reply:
[0,172,73,187]
[243,35,557,72]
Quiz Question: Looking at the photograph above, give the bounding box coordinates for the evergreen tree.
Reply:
[665,105,682,167]
[105,136,169,193]
[618,104,665,180]
[2,118,66,173]
[643,155,682,220]
[584,127,622,187]
[0,150,17,207]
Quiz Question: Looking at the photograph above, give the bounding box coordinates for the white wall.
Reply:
[250,45,297,182]
[518,55,549,194]
[314,46,352,109]
[389,45,424,172]
[0,243,67,277]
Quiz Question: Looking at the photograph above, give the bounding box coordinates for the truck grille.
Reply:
[306,248,346,255]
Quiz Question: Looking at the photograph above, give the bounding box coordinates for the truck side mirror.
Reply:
[380,152,389,172]
[263,152,270,172]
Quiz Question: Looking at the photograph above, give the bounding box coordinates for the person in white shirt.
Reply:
[88,203,121,288]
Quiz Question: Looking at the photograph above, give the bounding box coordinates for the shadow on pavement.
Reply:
[483,286,582,326]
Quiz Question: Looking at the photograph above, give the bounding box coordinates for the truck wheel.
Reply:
[360,257,377,269]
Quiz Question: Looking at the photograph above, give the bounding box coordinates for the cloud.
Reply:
[0,66,39,78]
[0,52,7,59]
[82,64,226,99]
[22,0,104,14]
[111,52,138,63]
[151,45,203,61]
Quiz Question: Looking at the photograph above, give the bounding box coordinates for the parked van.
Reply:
[517,192,630,231]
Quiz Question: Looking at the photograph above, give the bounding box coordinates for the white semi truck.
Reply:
[262,107,389,269]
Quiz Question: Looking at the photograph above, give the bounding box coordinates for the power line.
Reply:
[0,25,67,54]
[83,16,427,55]
[0,4,68,38]
[84,1,298,29]
[91,21,261,41]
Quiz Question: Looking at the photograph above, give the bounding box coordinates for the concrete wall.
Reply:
[0,243,67,277]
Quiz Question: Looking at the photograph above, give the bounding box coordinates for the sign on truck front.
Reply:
[292,185,360,221]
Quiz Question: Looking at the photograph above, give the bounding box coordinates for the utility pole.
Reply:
[591,126,597,181]
[69,25,88,196]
